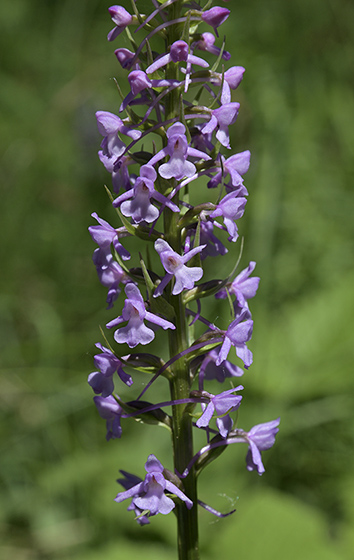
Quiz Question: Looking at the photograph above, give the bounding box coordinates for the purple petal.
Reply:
[115,320,155,347]
[145,311,175,331]
[114,481,145,503]
[246,440,264,474]
[145,454,164,473]
[216,337,232,365]
[196,401,215,427]
[96,111,122,136]
[88,371,114,397]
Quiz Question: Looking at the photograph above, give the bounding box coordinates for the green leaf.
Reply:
[181,10,191,43]
[125,24,139,53]
[121,352,164,373]
[184,332,223,363]
[128,150,153,165]
[139,255,156,292]
[195,434,228,477]
[183,279,227,303]
[150,292,176,322]
[189,22,200,35]
[116,397,172,431]
[211,37,227,73]
[178,203,215,228]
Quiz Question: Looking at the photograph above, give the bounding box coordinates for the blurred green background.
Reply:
[1,0,354,558]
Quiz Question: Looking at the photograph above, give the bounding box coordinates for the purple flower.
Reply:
[230,262,260,306]
[208,150,251,191]
[210,192,247,242]
[92,247,128,309]
[211,66,245,104]
[148,122,211,181]
[107,6,133,42]
[245,418,281,475]
[120,70,181,112]
[94,395,124,440]
[128,70,152,96]
[114,454,193,517]
[216,262,260,309]
[106,283,175,348]
[216,309,253,368]
[202,103,240,149]
[89,212,130,260]
[199,220,228,259]
[196,386,243,429]
[200,349,244,384]
[201,7,230,36]
[96,111,141,173]
[223,66,245,89]
[113,165,179,223]
[154,239,206,296]
[88,370,115,398]
[146,40,209,74]
[193,32,230,61]
[114,47,136,69]
[88,342,133,396]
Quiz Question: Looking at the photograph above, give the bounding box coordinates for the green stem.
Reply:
[165,208,199,560]
[162,4,199,557]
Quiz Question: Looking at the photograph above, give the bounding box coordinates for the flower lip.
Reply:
[166,255,179,269]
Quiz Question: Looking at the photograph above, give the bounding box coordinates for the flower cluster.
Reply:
[88,0,280,545]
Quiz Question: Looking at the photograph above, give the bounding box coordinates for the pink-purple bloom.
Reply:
[88,342,132,396]
[216,261,260,309]
[210,192,247,241]
[201,7,230,36]
[199,220,228,259]
[114,47,137,69]
[120,70,181,112]
[216,309,253,367]
[107,283,175,347]
[113,165,179,223]
[114,455,193,517]
[92,247,128,308]
[94,395,124,440]
[96,111,141,173]
[89,212,130,260]
[202,102,240,149]
[193,32,231,61]
[244,419,281,475]
[208,150,251,190]
[107,6,133,42]
[146,40,209,75]
[199,349,244,384]
[154,239,206,296]
[148,122,211,181]
[211,66,245,104]
[196,386,243,429]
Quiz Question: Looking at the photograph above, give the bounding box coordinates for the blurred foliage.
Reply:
[1,0,354,558]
